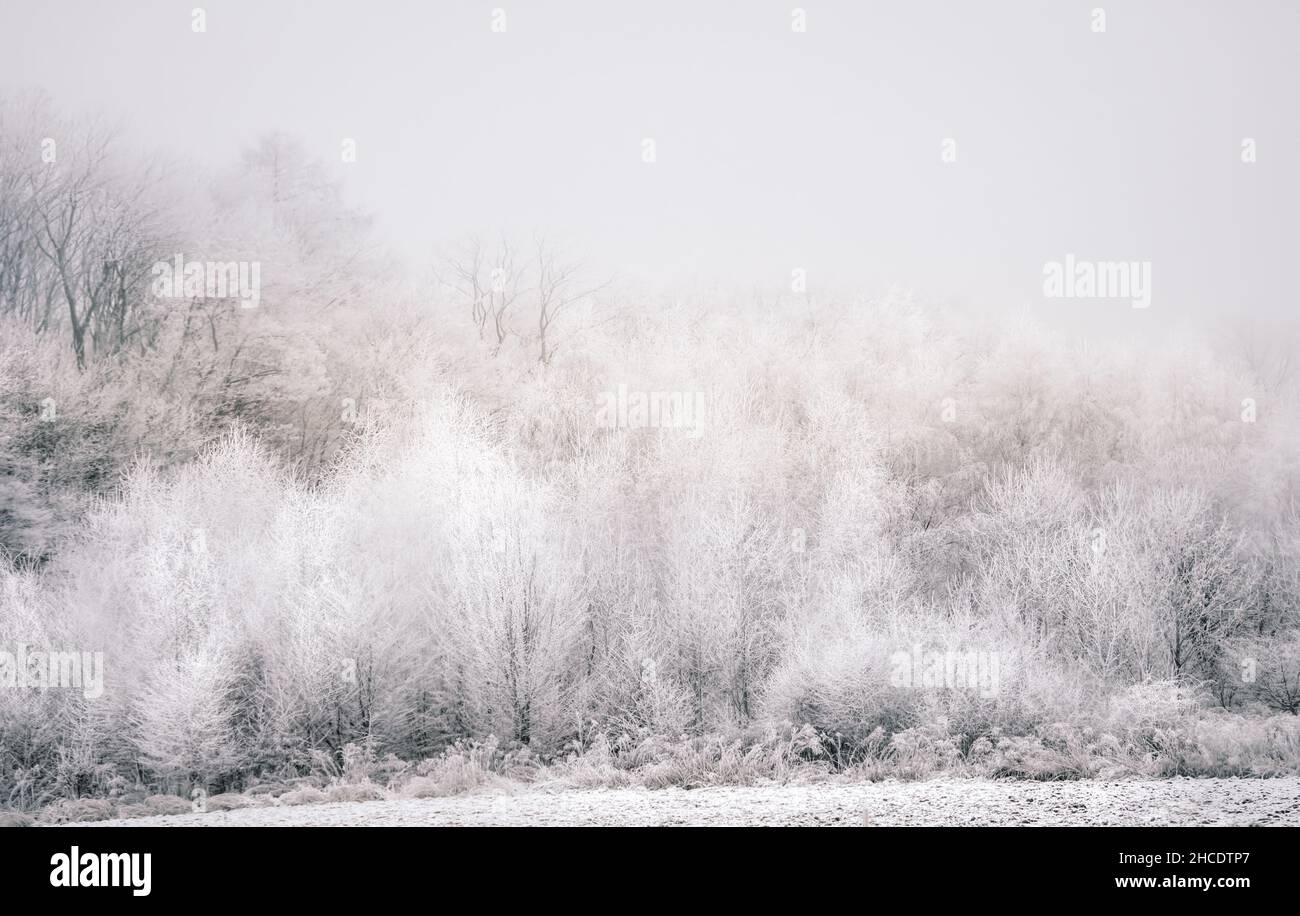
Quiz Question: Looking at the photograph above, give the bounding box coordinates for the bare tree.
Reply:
[435,235,527,355]
[533,234,611,365]
[436,234,611,363]
[0,96,170,368]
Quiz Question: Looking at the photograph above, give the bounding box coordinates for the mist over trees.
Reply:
[3,95,1300,804]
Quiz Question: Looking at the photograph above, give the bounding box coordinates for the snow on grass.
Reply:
[58,777,1300,827]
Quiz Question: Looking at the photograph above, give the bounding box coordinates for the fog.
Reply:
[4,0,1296,337]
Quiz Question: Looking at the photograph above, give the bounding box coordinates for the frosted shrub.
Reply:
[400,737,505,797]
[1106,680,1205,735]
[37,797,117,824]
[141,794,192,816]
[765,617,919,752]
[599,634,695,738]
[1186,714,1300,776]
[0,566,79,804]
[339,739,381,784]
[206,792,257,811]
[131,645,239,786]
[886,720,963,778]
[1235,632,1300,715]
[278,787,327,806]
[326,783,386,804]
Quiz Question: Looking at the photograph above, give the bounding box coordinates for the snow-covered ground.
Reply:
[61,778,1300,827]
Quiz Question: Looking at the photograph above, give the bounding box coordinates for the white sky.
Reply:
[2,0,1297,337]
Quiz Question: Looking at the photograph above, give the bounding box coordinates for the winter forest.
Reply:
[2,73,1300,822]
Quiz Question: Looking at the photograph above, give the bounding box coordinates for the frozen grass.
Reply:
[51,779,1300,827]
[14,710,1299,826]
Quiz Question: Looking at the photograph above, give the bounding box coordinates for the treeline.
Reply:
[2,95,1300,804]
[0,91,395,560]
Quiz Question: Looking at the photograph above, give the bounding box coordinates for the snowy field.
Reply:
[61,778,1300,827]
